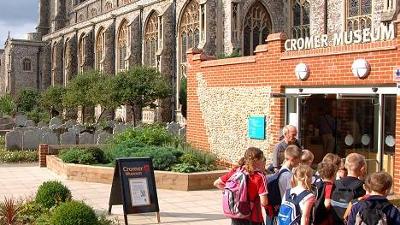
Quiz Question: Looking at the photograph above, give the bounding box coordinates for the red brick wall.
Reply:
[187,23,400,193]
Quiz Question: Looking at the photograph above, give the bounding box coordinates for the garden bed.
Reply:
[46,155,227,191]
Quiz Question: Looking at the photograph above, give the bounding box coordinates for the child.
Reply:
[322,153,346,180]
[301,149,314,166]
[331,153,366,225]
[313,162,337,225]
[214,147,268,225]
[347,172,400,225]
[278,165,316,225]
[279,145,302,198]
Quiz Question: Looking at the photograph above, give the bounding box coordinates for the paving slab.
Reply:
[0,165,230,225]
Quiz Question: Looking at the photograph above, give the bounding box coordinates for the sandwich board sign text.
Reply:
[108,157,160,225]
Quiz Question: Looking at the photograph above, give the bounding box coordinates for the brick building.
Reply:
[186,5,400,193]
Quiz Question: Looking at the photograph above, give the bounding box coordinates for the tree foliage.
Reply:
[112,66,171,124]
[62,71,101,108]
[41,85,65,114]
[0,94,16,116]
[16,89,41,113]
[179,77,187,118]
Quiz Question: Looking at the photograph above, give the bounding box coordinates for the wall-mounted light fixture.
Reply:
[351,59,370,79]
[295,63,309,81]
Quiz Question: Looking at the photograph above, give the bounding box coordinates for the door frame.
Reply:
[284,86,397,170]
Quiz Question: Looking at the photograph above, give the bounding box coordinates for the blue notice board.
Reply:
[248,116,266,140]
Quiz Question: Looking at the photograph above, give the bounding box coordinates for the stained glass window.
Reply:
[118,20,129,72]
[291,0,310,38]
[347,0,372,31]
[179,0,200,63]
[243,1,271,56]
[96,27,105,71]
[144,12,158,67]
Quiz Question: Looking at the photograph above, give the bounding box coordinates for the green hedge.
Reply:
[35,181,72,209]
[0,149,38,163]
[49,201,98,225]
[59,147,108,165]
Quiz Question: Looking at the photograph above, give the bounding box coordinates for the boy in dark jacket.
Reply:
[347,171,400,225]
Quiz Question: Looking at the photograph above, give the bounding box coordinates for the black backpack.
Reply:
[312,181,334,224]
[331,179,363,224]
[354,200,391,225]
[267,168,290,208]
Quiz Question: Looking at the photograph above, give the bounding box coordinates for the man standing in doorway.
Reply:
[318,108,336,154]
[270,125,301,172]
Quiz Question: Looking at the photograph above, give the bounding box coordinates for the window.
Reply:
[79,34,86,73]
[144,12,158,67]
[117,20,129,72]
[90,8,97,18]
[96,27,106,72]
[179,0,200,64]
[346,0,372,31]
[291,0,310,38]
[243,1,271,56]
[232,3,240,44]
[105,1,113,11]
[22,58,31,71]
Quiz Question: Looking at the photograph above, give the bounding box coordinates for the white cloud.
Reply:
[0,21,37,48]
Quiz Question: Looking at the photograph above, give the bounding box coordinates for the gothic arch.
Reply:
[78,33,86,73]
[346,0,372,31]
[144,11,159,67]
[96,27,106,71]
[117,19,129,72]
[178,0,200,64]
[241,0,272,56]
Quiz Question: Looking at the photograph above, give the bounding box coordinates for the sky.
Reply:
[0,1,38,48]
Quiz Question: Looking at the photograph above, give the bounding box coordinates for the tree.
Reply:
[179,77,187,118]
[0,94,16,116]
[41,85,65,117]
[112,66,171,126]
[16,89,41,113]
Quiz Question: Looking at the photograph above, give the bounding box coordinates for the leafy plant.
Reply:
[179,77,187,118]
[112,66,171,125]
[0,94,16,116]
[59,148,109,165]
[97,214,120,225]
[16,89,41,113]
[216,49,241,59]
[26,108,50,124]
[0,149,38,162]
[49,201,98,225]
[19,199,48,224]
[0,196,23,225]
[35,181,72,209]
[41,85,66,116]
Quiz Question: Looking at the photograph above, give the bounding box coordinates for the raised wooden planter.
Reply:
[46,155,227,191]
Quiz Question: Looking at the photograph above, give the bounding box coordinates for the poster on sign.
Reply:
[129,178,151,206]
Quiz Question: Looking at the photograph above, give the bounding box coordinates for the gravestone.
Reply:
[5,130,23,150]
[37,121,48,128]
[60,131,77,145]
[69,124,84,135]
[65,120,77,129]
[24,120,35,127]
[178,127,186,138]
[97,131,112,144]
[113,124,128,134]
[23,129,42,150]
[167,122,180,135]
[41,131,59,145]
[49,117,62,129]
[15,115,28,127]
[79,132,94,144]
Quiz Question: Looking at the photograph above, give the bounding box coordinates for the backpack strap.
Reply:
[277,168,290,179]
[294,190,312,205]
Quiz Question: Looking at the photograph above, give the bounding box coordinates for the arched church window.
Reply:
[96,27,106,72]
[105,1,113,11]
[291,0,310,38]
[90,8,98,18]
[22,58,31,72]
[347,0,372,31]
[117,20,129,72]
[144,12,158,67]
[179,0,200,64]
[78,34,86,73]
[243,1,271,56]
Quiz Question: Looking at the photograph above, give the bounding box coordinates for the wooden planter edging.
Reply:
[46,155,227,191]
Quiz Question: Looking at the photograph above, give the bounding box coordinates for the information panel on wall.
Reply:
[248,116,266,140]
[108,157,160,225]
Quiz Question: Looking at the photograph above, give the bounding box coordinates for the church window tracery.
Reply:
[291,0,310,38]
[22,58,31,72]
[179,0,200,64]
[78,34,86,73]
[117,20,129,72]
[96,27,106,72]
[243,1,271,56]
[144,12,159,68]
[105,1,113,11]
[346,0,372,31]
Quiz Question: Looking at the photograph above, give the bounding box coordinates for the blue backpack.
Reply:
[277,189,311,225]
[267,168,290,207]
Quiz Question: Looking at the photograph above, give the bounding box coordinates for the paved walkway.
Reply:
[0,165,230,225]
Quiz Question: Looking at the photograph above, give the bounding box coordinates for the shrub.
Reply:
[171,148,217,173]
[49,201,98,225]
[26,108,50,124]
[59,147,109,165]
[0,94,16,116]
[16,89,41,113]
[111,124,179,147]
[19,200,48,224]
[0,149,38,162]
[35,181,72,209]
